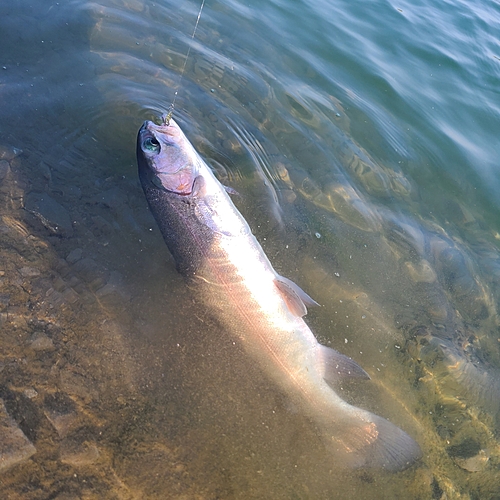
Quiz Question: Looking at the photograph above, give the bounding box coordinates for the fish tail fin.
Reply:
[314,345,421,470]
[319,408,421,471]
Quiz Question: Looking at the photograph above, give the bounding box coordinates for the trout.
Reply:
[137,116,421,470]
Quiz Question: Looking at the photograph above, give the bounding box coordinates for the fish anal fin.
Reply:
[318,344,370,385]
[275,275,319,317]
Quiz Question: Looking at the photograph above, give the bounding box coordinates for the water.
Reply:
[1,0,500,497]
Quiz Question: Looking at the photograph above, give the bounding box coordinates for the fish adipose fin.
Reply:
[321,410,422,471]
[317,344,370,384]
[275,275,320,317]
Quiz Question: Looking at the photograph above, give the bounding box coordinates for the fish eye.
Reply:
[143,137,160,152]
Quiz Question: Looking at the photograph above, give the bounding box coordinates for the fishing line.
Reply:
[164,0,206,125]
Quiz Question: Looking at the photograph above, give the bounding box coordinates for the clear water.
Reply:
[1,0,500,498]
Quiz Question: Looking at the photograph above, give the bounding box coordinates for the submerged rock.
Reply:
[0,398,36,473]
[60,438,100,467]
[0,145,22,161]
[0,160,9,182]
[24,192,73,237]
[43,392,78,438]
[454,449,490,472]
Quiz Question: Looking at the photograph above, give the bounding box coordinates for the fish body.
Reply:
[137,117,421,470]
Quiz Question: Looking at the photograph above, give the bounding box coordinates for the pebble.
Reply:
[66,248,83,264]
[23,388,38,399]
[72,257,110,289]
[19,266,41,278]
[30,334,55,351]
[405,259,437,283]
[95,271,127,299]
[0,294,9,310]
[60,438,100,466]
[95,282,116,298]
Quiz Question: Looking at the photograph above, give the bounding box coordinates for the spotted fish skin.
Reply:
[137,117,421,470]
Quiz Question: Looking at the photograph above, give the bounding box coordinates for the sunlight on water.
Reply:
[0,0,500,498]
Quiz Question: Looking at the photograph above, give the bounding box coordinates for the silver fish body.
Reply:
[137,117,421,470]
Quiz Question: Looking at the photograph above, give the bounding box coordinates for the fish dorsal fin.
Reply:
[318,344,370,386]
[275,275,319,317]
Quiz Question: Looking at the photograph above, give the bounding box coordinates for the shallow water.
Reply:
[1,0,500,498]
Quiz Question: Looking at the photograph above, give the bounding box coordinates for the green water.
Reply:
[1,0,500,498]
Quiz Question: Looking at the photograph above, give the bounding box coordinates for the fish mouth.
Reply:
[145,116,182,137]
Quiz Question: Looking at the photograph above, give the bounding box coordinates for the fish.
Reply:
[136,115,421,471]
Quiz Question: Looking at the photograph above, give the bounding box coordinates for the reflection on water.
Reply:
[1,0,500,497]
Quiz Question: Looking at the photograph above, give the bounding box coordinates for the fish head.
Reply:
[137,117,200,195]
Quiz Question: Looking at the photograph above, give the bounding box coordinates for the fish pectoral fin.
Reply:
[193,191,234,237]
[275,275,319,317]
[318,344,370,385]
[192,175,207,196]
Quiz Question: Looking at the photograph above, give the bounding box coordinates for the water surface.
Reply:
[1,0,500,498]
